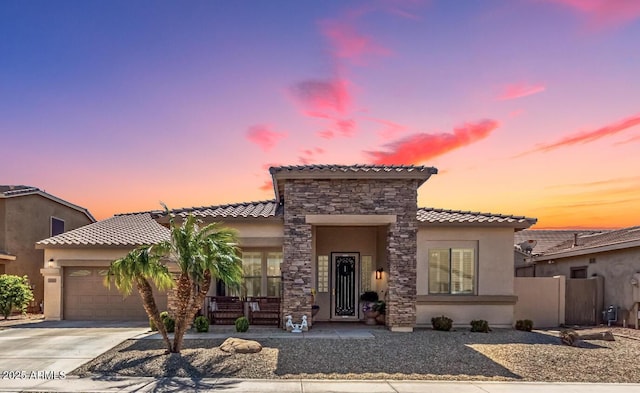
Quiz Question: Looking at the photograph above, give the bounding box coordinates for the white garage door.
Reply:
[63,267,168,321]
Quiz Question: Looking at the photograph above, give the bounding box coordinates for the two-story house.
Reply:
[0,186,94,311]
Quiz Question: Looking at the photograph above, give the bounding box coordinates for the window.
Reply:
[317,255,329,293]
[266,252,282,297]
[51,217,65,236]
[428,248,475,295]
[242,252,262,297]
[228,251,283,298]
[570,266,588,279]
[361,255,373,292]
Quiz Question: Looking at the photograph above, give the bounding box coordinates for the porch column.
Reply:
[282,203,313,330]
[386,212,418,332]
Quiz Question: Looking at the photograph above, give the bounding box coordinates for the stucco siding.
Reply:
[416,226,516,327]
[536,247,640,312]
[3,195,92,308]
[417,226,515,296]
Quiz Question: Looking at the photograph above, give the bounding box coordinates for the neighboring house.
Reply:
[38,165,536,330]
[528,227,640,322]
[0,185,94,311]
[514,229,609,276]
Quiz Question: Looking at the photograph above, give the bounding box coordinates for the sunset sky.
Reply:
[2,0,640,229]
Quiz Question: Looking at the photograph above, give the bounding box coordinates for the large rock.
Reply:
[219,337,262,354]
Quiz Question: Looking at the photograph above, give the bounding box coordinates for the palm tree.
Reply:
[154,210,243,353]
[105,246,174,353]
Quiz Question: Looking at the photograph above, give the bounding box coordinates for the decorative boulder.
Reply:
[219,337,262,354]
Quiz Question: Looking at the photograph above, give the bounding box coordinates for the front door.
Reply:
[331,253,359,320]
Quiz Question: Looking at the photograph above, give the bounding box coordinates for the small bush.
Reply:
[163,315,175,333]
[194,316,209,333]
[431,315,453,331]
[160,311,170,321]
[235,316,249,332]
[515,319,533,332]
[470,319,491,333]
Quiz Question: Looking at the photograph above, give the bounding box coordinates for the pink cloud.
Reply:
[246,125,286,151]
[615,134,640,145]
[319,19,390,65]
[497,83,546,101]
[367,119,500,165]
[259,180,273,192]
[336,118,356,137]
[524,114,640,154]
[317,129,336,139]
[299,146,326,164]
[290,78,351,117]
[370,118,408,140]
[509,109,525,119]
[546,0,640,30]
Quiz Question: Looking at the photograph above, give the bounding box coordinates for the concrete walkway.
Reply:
[0,377,638,393]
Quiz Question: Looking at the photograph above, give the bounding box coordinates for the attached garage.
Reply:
[63,267,167,320]
[37,213,172,321]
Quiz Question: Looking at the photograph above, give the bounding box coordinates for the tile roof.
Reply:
[417,208,537,228]
[168,200,280,219]
[514,229,610,255]
[269,164,438,175]
[540,226,640,256]
[0,185,95,222]
[36,213,169,248]
[0,185,40,196]
[37,202,538,248]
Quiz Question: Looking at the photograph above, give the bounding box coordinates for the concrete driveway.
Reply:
[0,320,148,390]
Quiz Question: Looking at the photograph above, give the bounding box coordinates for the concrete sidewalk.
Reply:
[0,377,638,393]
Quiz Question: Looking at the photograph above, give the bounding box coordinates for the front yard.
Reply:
[71,327,640,382]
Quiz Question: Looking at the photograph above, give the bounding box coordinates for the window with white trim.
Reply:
[428,248,475,295]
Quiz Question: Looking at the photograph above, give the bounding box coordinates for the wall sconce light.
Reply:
[48,258,54,268]
[375,268,384,280]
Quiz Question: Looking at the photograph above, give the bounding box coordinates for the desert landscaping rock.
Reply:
[70,327,640,382]
[219,337,263,353]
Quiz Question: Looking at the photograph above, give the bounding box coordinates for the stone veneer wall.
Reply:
[281,178,419,329]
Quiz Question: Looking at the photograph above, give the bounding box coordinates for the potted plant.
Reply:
[372,300,386,325]
[360,291,379,325]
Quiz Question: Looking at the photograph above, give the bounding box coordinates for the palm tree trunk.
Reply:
[191,270,212,318]
[171,273,193,353]
[135,278,172,353]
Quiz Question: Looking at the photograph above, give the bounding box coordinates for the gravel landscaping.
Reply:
[71,327,640,382]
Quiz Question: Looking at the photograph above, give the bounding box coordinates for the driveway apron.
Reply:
[0,320,148,390]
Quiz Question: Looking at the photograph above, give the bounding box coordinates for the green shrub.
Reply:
[160,311,170,321]
[431,315,453,331]
[235,316,249,332]
[515,319,533,332]
[163,315,175,333]
[0,275,34,320]
[194,316,209,333]
[470,319,491,333]
[372,301,386,314]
